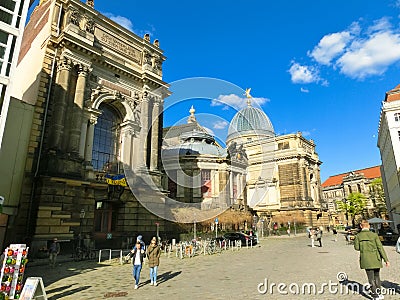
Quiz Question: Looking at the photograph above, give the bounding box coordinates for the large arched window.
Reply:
[92,103,121,172]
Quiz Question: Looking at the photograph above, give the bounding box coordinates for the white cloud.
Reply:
[288,62,322,84]
[203,127,215,136]
[211,94,269,109]
[336,31,400,79]
[300,87,309,93]
[302,131,311,137]
[103,13,133,31]
[308,31,352,65]
[213,120,228,129]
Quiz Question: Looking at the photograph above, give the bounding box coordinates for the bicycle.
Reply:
[74,245,96,261]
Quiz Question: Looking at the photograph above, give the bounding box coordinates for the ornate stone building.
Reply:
[321,166,385,225]
[162,107,247,211]
[3,0,169,250]
[226,96,323,227]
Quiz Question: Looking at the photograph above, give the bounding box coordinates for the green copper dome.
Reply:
[227,105,274,142]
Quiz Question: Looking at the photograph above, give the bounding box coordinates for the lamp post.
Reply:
[79,209,85,246]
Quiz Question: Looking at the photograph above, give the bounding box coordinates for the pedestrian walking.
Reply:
[48,237,60,267]
[354,220,390,300]
[309,228,316,247]
[332,227,338,242]
[129,241,145,289]
[316,227,323,247]
[146,237,161,286]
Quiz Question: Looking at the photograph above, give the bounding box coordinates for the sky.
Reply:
[30,0,400,181]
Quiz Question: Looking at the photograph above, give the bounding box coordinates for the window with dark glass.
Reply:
[395,113,400,122]
[92,104,121,172]
[94,201,117,233]
[0,0,16,12]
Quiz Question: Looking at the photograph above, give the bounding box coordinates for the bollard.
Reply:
[250,240,253,248]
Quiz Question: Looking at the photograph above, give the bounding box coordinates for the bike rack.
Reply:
[98,249,123,264]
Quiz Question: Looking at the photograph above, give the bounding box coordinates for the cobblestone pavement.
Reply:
[24,233,400,300]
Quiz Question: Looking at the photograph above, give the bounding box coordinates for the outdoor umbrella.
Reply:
[367,217,393,224]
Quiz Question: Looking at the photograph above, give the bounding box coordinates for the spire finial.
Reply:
[86,0,94,8]
[244,88,252,106]
[188,105,196,123]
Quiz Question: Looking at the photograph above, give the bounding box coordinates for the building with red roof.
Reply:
[321,165,386,225]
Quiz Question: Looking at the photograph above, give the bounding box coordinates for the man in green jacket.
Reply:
[354,220,390,300]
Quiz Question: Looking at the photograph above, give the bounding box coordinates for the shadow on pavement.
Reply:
[25,261,108,286]
[158,270,182,283]
[382,280,400,295]
[47,285,91,300]
[139,270,182,287]
[339,280,371,299]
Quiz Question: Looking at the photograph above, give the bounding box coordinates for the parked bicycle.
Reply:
[74,245,96,261]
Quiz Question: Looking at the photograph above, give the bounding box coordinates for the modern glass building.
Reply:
[0,0,32,147]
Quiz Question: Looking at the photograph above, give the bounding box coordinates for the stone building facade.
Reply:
[162,107,247,210]
[226,97,324,228]
[378,84,400,232]
[4,0,169,250]
[321,166,384,226]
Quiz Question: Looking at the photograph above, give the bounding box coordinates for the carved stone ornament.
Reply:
[126,98,139,112]
[113,90,125,100]
[85,17,95,34]
[88,85,102,105]
[57,57,72,72]
[144,49,152,65]
[86,0,94,7]
[89,114,98,125]
[153,55,163,71]
[69,8,80,26]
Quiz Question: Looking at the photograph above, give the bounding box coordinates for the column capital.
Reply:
[57,57,72,72]
[85,107,102,125]
[77,64,90,76]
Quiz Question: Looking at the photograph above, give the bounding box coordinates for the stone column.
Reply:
[120,121,139,168]
[68,64,89,155]
[49,57,72,150]
[150,98,160,171]
[140,88,150,167]
[84,111,100,165]
[229,170,234,205]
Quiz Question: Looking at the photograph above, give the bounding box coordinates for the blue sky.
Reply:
[30,1,400,181]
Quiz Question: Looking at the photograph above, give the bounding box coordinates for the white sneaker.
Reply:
[150,282,153,286]
[134,285,138,289]
[154,282,157,286]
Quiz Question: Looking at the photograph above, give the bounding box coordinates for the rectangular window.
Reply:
[395,113,400,122]
[0,30,8,45]
[201,170,212,197]
[0,0,16,12]
[0,10,13,25]
[0,84,6,111]
[398,131,400,141]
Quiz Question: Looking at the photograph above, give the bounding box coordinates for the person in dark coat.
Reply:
[146,237,161,286]
[354,220,390,300]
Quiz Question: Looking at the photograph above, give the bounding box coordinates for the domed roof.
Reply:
[227,103,274,142]
[162,130,227,158]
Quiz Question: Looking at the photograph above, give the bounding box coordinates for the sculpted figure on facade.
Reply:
[153,39,160,48]
[87,85,102,106]
[86,0,94,8]
[69,8,80,27]
[152,54,163,74]
[143,49,152,66]
[85,17,95,34]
